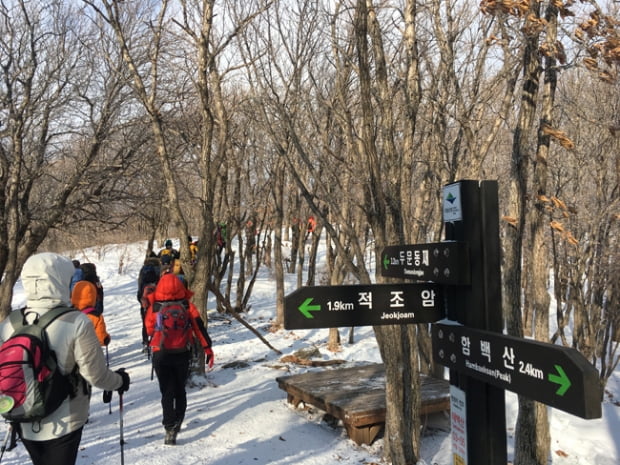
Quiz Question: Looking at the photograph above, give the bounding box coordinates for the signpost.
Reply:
[284,283,444,330]
[441,180,507,465]
[282,178,602,465]
[432,323,601,419]
[380,241,470,285]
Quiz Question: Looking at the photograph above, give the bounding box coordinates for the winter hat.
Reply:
[80,262,98,284]
[71,280,98,310]
[165,239,173,248]
[142,267,160,285]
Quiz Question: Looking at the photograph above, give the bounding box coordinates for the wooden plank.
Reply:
[276,363,450,445]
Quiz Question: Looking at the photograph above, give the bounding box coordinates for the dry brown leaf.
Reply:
[575,27,585,41]
[550,220,564,232]
[558,135,575,149]
[551,196,567,210]
[583,57,599,71]
[502,216,518,227]
[599,71,617,84]
[566,233,579,246]
[542,125,575,149]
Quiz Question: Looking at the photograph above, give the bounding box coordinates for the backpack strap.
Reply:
[37,307,75,329]
[153,299,188,312]
[8,307,27,329]
[9,306,75,331]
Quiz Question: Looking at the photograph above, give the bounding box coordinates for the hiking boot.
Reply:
[164,428,177,445]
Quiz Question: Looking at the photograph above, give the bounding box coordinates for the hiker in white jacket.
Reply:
[0,252,130,465]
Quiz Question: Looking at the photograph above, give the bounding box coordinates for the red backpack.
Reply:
[153,300,192,353]
[0,307,75,423]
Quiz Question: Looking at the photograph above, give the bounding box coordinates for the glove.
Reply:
[103,390,112,403]
[205,347,214,369]
[116,368,130,395]
[103,335,111,346]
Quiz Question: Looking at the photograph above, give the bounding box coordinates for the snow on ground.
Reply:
[1,240,618,464]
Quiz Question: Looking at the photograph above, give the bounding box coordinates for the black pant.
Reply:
[19,426,83,465]
[152,351,190,430]
[140,306,148,345]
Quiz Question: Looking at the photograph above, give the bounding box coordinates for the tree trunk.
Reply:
[273,157,287,328]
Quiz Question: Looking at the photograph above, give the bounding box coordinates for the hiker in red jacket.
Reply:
[144,273,214,445]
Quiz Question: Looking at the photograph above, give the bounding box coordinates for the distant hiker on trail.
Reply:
[69,260,83,293]
[188,236,198,266]
[171,258,187,288]
[137,256,161,351]
[0,253,130,465]
[79,262,104,316]
[160,253,173,276]
[145,273,214,446]
[71,280,111,347]
[158,239,180,261]
[307,215,317,234]
[214,223,227,253]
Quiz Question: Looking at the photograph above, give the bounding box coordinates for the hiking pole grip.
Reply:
[119,392,125,465]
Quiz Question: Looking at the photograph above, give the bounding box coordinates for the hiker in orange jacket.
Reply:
[71,280,110,347]
[144,273,214,445]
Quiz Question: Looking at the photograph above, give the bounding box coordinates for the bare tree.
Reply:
[0,0,134,317]
[481,0,620,463]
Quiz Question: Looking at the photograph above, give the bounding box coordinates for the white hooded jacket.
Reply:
[0,253,123,441]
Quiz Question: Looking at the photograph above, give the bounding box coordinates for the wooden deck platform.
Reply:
[276,363,450,445]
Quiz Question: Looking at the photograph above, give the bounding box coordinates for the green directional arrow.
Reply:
[298,298,321,319]
[548,364,571,396]
[382,255,390,270]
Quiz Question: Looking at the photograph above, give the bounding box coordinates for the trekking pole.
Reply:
[0,424,12,463]
[106,346,112,415]
[119,392,125,465]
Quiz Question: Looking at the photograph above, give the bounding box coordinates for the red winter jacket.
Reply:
[144,273,212,353]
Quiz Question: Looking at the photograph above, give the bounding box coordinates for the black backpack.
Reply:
[138,265,160,304]
[0,307,76,423]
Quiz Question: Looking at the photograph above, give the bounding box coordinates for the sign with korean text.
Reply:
[450,385,468,465]
[380,242,470,285]
[284,283,444,330]
[432,323,602,419]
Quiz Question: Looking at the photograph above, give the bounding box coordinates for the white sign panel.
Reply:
[450,385,468,465]
[443,183,463,222]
